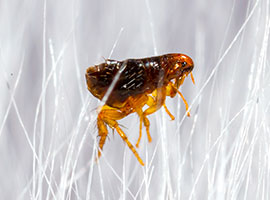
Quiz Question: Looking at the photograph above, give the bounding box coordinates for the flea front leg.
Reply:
[163,104,175,120]
[167,81,191,117]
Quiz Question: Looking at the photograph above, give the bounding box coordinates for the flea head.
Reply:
[166,54,194,81]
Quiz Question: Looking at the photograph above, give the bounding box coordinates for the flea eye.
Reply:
[182,61,187,67]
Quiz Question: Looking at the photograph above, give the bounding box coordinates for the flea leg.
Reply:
[130,95,148,148]
[143,116,151,143]
[163,104,175,120]
[97,117,108,158]
[96,106,127,159]
[168,82,191,117]
[115,125,144,166]
[105,118,144,166]
[135,108,143,148]
[190,72,195,84]
[141,87,167,142]
[97,104,144,166]
[136,107,152,146]
[144,87,166,116]
[177,90,190,117]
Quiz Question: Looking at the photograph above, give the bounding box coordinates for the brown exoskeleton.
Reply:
[86,53,195,165]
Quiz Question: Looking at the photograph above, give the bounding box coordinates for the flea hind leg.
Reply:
[97,117,109,158]
[97,105,144,166]
[105,117,144,166]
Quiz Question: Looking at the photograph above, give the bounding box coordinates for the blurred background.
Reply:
[0,0,269,199]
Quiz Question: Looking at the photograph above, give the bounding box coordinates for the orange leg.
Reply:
[137,87,167,144]
[135,109,143,148]
[135,108,152,148]
[168,82,191,117]
[97,103,145,165]
[144,87,166,116]
[190,72,195,84]
[115,124,144,166]
[97,117,108,158]
[177,90,190,117]
[104,117,145,166]
[128,95,150,148]
[143,116,151,143]
[97,106,126,159]
[163,104,175,120]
